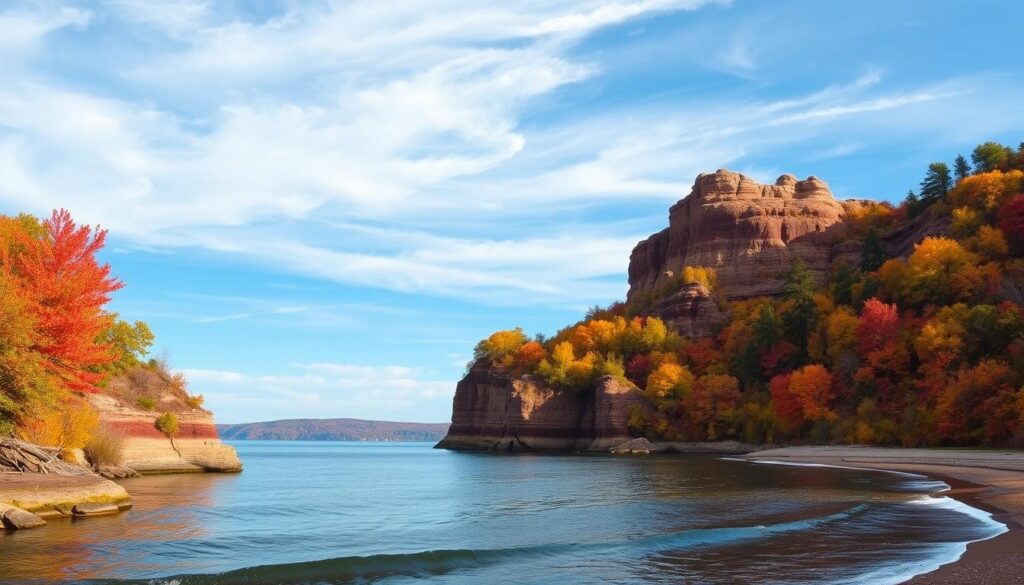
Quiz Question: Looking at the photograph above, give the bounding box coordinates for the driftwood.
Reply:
[0,438,93,476]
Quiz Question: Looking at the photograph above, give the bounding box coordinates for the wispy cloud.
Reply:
[2,2,1024,310]
[181,363,456,423]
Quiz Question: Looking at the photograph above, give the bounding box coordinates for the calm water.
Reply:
[0,442,1006,584]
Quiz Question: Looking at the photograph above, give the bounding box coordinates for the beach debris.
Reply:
[0,438,93,475]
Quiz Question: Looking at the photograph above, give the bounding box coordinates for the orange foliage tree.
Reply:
[9,210,123,393]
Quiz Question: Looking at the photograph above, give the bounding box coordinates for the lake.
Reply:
[0,441,1005,584]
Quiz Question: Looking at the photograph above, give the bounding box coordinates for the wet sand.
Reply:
[744,447,1024,584]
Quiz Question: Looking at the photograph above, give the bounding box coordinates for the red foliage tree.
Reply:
[625,354,652,387]
[857,298,900,355]
[997,194,1024,254]
[769,373,802,434]
[12,210,123,392]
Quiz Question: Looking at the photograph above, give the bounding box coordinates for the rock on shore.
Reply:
[436,362,655,452]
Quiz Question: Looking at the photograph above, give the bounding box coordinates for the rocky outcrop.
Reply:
[1,506,47,529]
[641,282,727,339]
[436,362,655,452]
[882,210,952,258]
[628,170,859,300]
[90,394,242,474]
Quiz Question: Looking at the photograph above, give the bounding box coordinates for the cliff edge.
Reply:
[627,169,860,300]
[436,362,653,452]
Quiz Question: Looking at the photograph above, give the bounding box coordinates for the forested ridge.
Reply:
[473,141,1024,448]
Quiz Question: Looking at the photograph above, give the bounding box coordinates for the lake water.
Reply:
[0,441,1006,584]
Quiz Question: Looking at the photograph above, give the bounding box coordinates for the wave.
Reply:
[85,506,867,585]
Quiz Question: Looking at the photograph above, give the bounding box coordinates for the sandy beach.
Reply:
[744,447,1024,584]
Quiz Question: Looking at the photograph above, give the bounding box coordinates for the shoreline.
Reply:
[744,447,1024,585]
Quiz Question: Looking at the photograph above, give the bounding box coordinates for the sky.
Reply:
[2,1,1023,424]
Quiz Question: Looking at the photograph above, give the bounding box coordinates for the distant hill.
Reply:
[217,418,450,442]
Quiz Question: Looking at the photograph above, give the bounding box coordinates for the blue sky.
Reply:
[2,1,1023,423]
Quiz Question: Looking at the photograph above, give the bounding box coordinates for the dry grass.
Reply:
[83,426,125,467]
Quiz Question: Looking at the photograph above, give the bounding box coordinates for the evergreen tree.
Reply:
[782,260,817,355]
[829,261,858,307]
[904,189,921,219]
[971,141,1012,173]
[754,304,780,350]
[861,227,887,273]
[919,162,952,201]
[953,154,971,182]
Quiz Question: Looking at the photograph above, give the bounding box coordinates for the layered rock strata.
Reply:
[628,170,855,301]
[436,363,654,452]
[90,395,242,474]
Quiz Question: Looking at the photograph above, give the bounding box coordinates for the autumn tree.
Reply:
[787,364,836,423]
[98,317,154,375]
[645,362,694,403]
[474,328,529,368]
[685,374,742,440]
[997,195,1024,255]
[9,210,124,393]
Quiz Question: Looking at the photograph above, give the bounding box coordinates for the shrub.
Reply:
[155,412,180,437]
[18,397,99,450]
[185,394,205,409]
[84,426,125,466]
[137,397,156,411]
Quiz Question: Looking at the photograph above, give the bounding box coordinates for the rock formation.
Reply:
[628,170,857,301]
[90,393,242,474]
[436,362,654,451]
[641,282,727,339]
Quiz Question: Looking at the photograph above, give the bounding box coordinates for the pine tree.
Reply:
[919,162,952,201]
[904,189,921,219]
[953,154,971,182]
[861,227,887,273]
[782,260,817,355]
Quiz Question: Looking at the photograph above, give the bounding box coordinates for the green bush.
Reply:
[155,412,179,437]
[137,397,156,411]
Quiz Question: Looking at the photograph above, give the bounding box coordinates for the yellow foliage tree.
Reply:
[645,362,695,402]
[974,225,1009,260]
[950,206,982,237]
[914,304,968,363]
[948,169,1024,212]
[681,266,717,290]
[18,397,99,452]
[474,328,529,368]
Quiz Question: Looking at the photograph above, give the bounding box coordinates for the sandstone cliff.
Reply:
[436,362,654,452]
[91,369,241,474]
[628,170,861,301]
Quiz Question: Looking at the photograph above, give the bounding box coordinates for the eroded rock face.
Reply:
[642,282,727,339]
[89,394,242,474]
[436,363,654,452]
[628,170,854,300]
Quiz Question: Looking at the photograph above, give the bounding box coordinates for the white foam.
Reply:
[743,458,926,478]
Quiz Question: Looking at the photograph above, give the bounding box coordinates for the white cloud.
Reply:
[181,363,456,422]
[0,6,91,54]
[2,2,1024,309]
